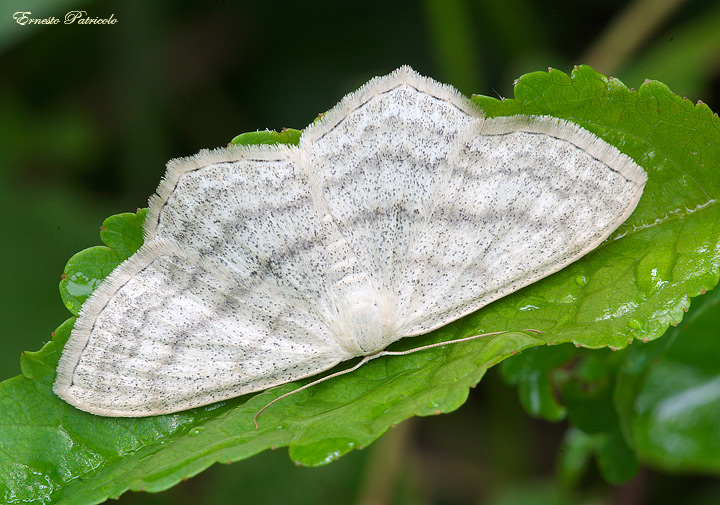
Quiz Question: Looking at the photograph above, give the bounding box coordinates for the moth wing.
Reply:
[396,116,646,335]
[303,67,646,338]
[301,66,477,340]
[54,148,354,416]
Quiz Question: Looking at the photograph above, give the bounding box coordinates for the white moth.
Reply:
[54,66,647,417]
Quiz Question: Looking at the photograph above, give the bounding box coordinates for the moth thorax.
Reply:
[337,290,389,355]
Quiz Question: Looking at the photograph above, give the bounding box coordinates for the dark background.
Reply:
[2,0,719,503]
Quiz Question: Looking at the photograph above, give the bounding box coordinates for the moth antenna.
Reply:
[254,329,543,429]
[379,329,543,357]
[254,354,378,430]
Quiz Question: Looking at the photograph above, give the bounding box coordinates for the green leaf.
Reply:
[2,66,719,504]
[557,350,639,484]
[617,285,720,472]
[230,128,302,146]
[556,427,596,487]
[58,211,146,316]
[500,344,575,422]
[474,65,720,347]
[504,342,643,484]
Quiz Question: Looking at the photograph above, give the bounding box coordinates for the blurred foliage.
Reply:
[2,0,720,503]
[624,288,720,473]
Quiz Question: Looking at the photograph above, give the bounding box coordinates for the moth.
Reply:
[54,66,646,417]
